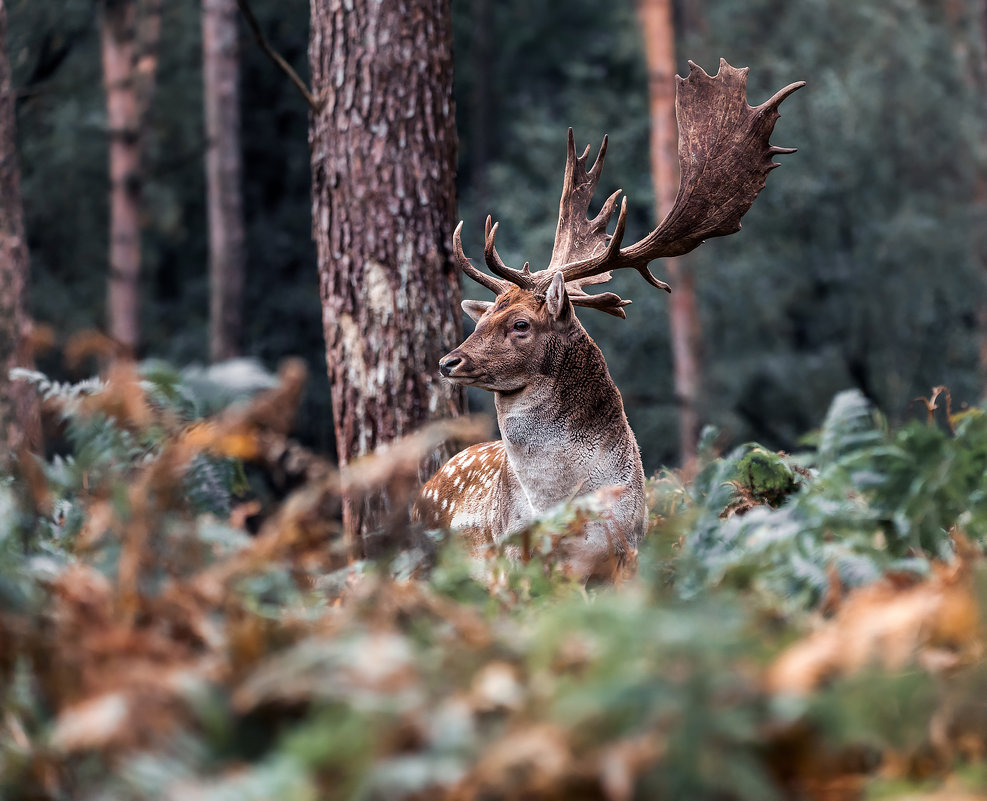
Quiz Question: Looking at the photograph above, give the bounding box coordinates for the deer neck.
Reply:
[494,329,632,512]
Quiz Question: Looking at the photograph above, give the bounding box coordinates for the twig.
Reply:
[911,385,955,433]
[235,0,323,112]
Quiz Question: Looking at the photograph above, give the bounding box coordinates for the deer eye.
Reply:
[512,320,530,332]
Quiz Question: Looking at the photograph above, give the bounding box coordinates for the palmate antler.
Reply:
[453,59,805,318]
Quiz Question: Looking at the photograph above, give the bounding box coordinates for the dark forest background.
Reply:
[8,0,987,470]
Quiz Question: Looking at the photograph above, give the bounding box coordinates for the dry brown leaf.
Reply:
[768,552,981,695]
[469,662,524,714]
[335,416,492,497]
[597,734,665,801]
[50,693,129,752]
[452,723,575,801]
[79,360,153,431]
[25,322,56,355]
[63,330,125,367]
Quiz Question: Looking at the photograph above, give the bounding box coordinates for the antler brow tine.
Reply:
[483,216,535,290]
[453,220,507,296]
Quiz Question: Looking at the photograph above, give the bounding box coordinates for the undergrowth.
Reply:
[1,365,986,801]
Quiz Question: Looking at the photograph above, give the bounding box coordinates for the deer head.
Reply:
[438,274,577,392]
[442,60,805,374]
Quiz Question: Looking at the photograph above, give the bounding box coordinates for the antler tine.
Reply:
[483,216,535,290]
[585,128,608,182]
[761,80,807,113]
[545,130,622,272]
[453,220,508,296]
[590,189,623,243]
[566,289,632,319]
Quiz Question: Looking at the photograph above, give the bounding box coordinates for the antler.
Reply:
[454,59,804,318]
[546,129,623,271]
[553,60,804,299]
[452,218,534,295]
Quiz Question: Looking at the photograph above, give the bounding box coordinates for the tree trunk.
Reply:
[637,0,702,466]
[309,0,464,547]
[101,0,142,354]
[203,0,245,362]
[0,0,40,465]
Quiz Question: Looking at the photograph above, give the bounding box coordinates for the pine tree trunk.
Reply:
[203,0,245,362]
[637,0,702,466]
[101,0,142,354]
[309,0,464,547]
[0,0,40,465]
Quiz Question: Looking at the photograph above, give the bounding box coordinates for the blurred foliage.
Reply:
[3,362,987,799]
[7,0,986,470]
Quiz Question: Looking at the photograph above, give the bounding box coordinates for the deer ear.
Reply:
[461,300,493,322]
[545,271,571,321]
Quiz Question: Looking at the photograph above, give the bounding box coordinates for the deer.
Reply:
[414,60,804,580]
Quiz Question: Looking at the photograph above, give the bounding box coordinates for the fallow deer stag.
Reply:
[415,60,804,579]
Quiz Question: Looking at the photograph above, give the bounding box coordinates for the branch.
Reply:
[235,0,323,112]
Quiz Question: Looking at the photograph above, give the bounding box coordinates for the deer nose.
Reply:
[439,355,462,377]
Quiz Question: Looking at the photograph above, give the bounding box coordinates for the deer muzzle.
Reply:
[438,353,464,378]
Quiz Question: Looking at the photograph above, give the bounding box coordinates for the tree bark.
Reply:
[309,0,464,546]
[203,0,245,362]
[101,0,142,354]
[0,0,40,465]
[637,0,702,466]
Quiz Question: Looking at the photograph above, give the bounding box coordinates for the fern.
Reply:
[184,453,244,517]
[661,390,983,611]
[8,361,278,558]
[816,388,884,463]
[9,367,105,403]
